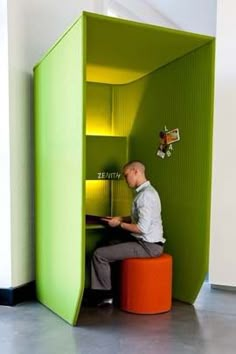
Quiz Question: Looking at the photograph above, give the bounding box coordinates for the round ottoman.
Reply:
[120,253,172,314]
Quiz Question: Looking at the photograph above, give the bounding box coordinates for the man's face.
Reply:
[123,167,137,188]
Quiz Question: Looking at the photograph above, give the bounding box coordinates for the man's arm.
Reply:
[120,221,142,235]
[101,216,142,235]
[101,216,131,227]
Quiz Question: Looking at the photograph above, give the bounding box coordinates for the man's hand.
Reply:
[101,216,121,228]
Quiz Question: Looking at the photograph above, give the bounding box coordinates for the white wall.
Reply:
[1,0,104,289]
[147,0,216,35]
[107,0,217,35]
[209,0,236,286]
[0,0,12,288]
[107,0,178,29]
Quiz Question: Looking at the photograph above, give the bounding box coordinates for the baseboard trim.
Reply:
[211,284,236,292]
[0,281,36,306]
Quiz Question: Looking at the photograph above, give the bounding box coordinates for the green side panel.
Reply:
[114,43,215,303]
[34,17,86,325]
[86,136,127,180]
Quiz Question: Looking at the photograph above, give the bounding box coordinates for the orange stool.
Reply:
[120,254,172,314]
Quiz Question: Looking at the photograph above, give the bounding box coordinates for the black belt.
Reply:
[154,242,164,246]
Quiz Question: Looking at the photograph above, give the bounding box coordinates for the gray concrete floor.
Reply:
[0,282,236,354]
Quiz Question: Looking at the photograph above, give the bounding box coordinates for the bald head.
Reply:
[123,161,147,188]
[123,161,145,174]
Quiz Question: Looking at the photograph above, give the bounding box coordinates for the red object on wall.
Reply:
[120,254,172,314]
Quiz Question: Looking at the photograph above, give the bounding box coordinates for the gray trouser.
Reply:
[91,239,164,290]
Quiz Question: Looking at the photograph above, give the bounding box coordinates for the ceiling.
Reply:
[86,12,213,85]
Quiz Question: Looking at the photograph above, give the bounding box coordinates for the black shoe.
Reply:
[83,289,113,307]
[97,297,113,307]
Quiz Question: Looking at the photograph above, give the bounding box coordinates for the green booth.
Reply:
[34,12,215,325]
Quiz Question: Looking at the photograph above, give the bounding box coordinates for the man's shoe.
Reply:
[97,297,113,307]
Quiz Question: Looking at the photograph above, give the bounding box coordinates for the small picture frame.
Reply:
[165,128,180,145]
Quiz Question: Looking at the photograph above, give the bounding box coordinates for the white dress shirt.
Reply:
[131,181,165,243]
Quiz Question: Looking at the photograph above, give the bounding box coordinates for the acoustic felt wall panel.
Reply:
[85,82,113,219]
[86,82,112,135]
[86,13,212,85]
[34,17,86,325]
[115,43,215,303]
[85,181,111,216]
[111,180,133,217]
[86,135,127,180]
